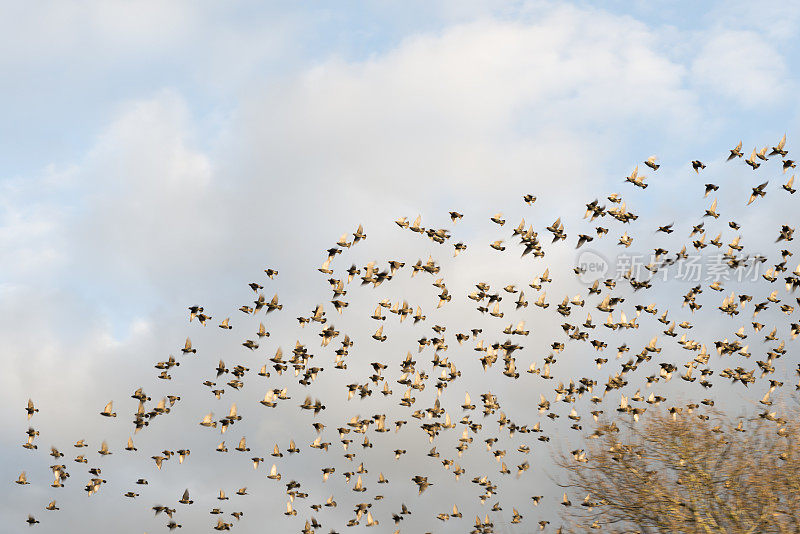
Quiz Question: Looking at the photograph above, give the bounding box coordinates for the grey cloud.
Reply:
[2,4,798,533]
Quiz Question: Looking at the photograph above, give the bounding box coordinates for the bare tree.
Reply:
[555,403,800,533]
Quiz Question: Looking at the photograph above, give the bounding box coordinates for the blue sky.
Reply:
[3,1,800,532]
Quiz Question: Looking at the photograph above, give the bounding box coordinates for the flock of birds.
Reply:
[15,135,800,533]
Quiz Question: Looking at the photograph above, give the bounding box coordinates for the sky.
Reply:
[2,1,800,533]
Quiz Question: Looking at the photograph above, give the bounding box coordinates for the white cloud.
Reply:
[2,0,699,440]
[691,29,789,107]
[75,90,214,274]
[235,6,697,210]
[704,0,800,42]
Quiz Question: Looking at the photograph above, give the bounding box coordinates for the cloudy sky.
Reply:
[3,1,800,533]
